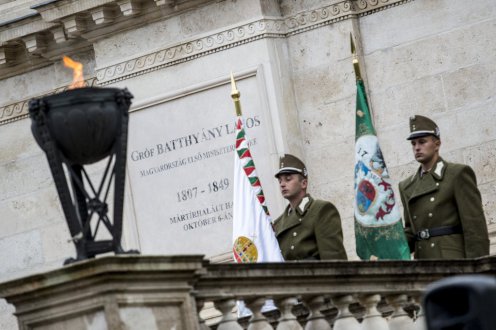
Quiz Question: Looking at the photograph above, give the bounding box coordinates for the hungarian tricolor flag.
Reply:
[354,79,410,260]
[232,116,283,263]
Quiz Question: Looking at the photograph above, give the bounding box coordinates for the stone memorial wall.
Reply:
[126,70,279,257]
[0,0,495,328]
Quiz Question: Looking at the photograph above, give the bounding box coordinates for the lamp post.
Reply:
[29,87,139,264]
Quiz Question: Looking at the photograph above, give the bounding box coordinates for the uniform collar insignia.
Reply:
[434,161,444,177]
[412,159,446,181]
[287,195,311,216]
[297,196,310,213]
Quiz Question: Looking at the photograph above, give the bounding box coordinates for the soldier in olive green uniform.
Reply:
[273,154,347,260]
[399,115,489,259]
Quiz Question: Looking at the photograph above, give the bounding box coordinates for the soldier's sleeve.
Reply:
[315,202,348,260]
[399,182,416,252]
[454,165,490,258]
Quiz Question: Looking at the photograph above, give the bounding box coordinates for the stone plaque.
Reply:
[127,72,279,257]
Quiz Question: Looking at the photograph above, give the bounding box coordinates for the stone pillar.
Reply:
[0,255,205,330]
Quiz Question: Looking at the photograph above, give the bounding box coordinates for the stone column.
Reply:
[0,255,206,330]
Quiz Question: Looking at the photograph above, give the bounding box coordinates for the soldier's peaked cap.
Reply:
[275,154,308,178]
[407,115,441,140]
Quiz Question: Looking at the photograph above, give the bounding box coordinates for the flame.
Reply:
[63,55,86,89]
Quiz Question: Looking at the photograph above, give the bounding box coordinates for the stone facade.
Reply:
[1,0,495,328]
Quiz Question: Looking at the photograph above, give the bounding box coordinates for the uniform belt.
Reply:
[416,225,462,241]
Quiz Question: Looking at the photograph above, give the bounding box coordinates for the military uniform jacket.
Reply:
[273,195,347,260]
[399,158,489,259]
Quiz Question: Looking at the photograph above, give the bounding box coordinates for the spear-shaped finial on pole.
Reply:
[230,71,242,116]
[351,33,362,81]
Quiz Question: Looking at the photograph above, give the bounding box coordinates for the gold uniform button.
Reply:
[436,183,440,186]
[290,245,295,250]
[431,243,435,247]
[299,218,302,222]
[293,232,297,237]
[428,213,433,217]
[430,197,435,202]
[413,215,417,219]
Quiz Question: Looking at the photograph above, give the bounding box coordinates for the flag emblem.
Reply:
[355,135,398,226]
[233,236,258,263]
[357,179,376,214]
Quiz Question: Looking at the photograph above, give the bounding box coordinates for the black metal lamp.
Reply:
[29,87,139,264]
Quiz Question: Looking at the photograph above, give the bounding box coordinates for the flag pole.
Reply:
[230,70,284,264]
[351,33,374,120]
[352,32,376,259]
[230,72,242,116]
[350,33,362,81]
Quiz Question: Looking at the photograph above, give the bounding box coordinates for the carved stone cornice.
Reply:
[285,0,414,35]
[0,77,98,126]
[0,14,57,43]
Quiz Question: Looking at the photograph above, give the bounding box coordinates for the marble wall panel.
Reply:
[0,155,53,201]
[368,74,447,130]
[291,62,355,111]
[297,96,355,149]
[0,119,40,163]
[360,0,496,54]
[305,135,354,184]
[440,103,496,152]
[463,139,496,185]
[40,222,73,264]
[442,62,496,111]
[0,65,55,105]
[362,18,496,94]
[0,187,62,238]
[287,23,356,106]
[0,230,44,276]
[287,23,350,72]
[266,38,305,156]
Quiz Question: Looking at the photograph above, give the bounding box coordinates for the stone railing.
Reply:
[0,255,495,329]
[196,258,495,329]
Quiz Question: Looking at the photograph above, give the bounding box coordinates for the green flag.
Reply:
[354,80,410,260]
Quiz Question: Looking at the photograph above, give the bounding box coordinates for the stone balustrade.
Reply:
[0,255,495,329]
[195,258,494,329]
